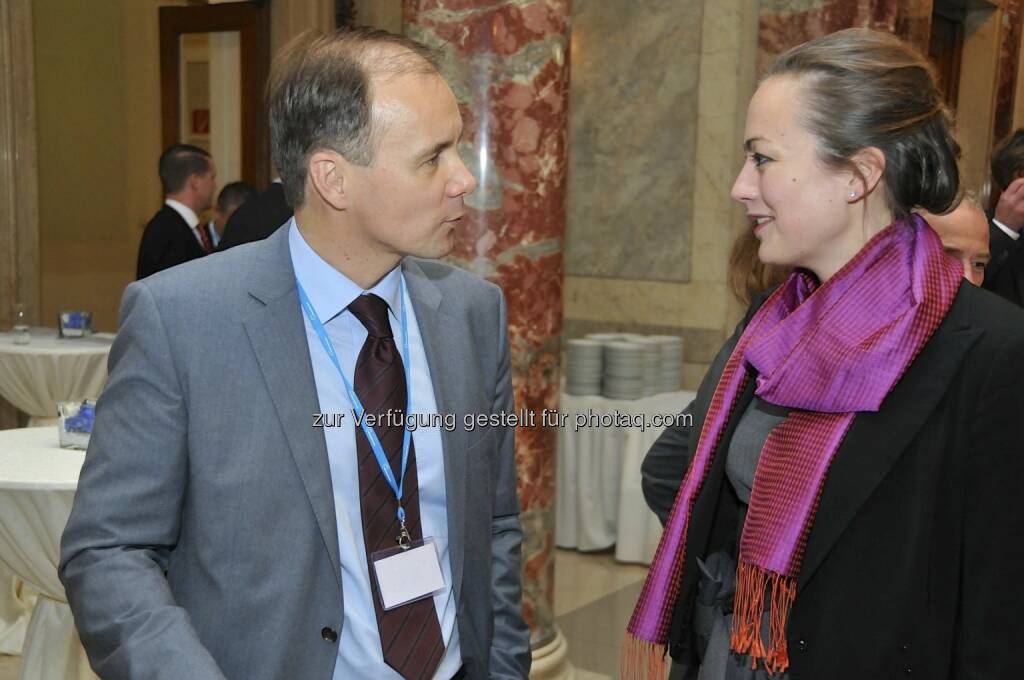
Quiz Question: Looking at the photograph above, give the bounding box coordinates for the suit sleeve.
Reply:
[952,328,1024,678]
[982,219,1024,306]
[984,219,1019,282]
[487,288,532,679]
[59,282,227,680]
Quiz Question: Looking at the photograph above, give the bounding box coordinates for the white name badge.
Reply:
[371,537,445,611]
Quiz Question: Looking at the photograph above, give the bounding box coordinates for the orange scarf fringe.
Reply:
[620,636,669,680]
[730,561,798,675]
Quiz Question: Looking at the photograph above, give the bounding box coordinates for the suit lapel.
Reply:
[402,258,469,606]
[242,229,341,581]
[797,289,982,590]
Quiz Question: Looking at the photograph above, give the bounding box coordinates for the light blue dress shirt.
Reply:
[289,221,461,680]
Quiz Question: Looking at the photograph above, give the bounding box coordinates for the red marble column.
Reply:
[403,0,571,656]
[758,0,934,74]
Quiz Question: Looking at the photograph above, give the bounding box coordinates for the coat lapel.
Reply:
[797,288,982,590]
[241,228,341,582]
[402,258,469,606]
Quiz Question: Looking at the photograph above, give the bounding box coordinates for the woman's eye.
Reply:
[426,155,440,167]
[973,260,988,272]
[750,152,771,168]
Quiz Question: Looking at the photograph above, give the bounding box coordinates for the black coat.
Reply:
[216,183,292,251]
[641,281,1024,680]
[136,204,205,280]
[983,217,1024,306]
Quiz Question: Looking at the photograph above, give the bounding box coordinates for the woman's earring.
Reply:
[849,191,857,198]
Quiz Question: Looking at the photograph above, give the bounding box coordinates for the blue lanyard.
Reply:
[296,275,414,525]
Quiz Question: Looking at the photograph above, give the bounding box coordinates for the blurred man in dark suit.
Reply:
[985,130,1024,305]
[207,181,256,249]
[216,179,292,251]
[136,144,218,279]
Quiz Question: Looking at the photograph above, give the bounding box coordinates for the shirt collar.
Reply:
[288,218,402,325]
[164,199,200,229]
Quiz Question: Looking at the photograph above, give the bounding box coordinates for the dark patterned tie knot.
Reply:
[348,293,393,338]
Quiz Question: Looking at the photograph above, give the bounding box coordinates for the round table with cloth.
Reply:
[0,426,98,680]
[0,328,113,426]
[555,388,696,564]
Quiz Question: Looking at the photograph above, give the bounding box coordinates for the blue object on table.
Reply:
[58,310,93,338]
[63,403,95,433]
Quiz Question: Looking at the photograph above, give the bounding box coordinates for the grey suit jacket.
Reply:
[59,227,531,680]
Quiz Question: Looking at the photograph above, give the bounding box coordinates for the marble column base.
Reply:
[530,627,574,680]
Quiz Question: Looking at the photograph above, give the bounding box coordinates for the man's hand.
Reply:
[994,177,1024,232]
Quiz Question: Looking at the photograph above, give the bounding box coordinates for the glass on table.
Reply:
[12,302,30,345]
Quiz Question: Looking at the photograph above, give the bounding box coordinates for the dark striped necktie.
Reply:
[196,223,213,253]
[348,293,444,680]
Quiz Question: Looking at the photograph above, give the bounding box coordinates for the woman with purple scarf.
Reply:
[627,28,1024,680]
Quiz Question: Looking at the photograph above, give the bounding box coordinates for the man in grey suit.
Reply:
[60,28,530,680]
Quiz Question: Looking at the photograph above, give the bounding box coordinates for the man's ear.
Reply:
[848,146,886,200]
[307,150,351,211]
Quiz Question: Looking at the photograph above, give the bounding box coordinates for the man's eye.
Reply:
[973,260,988,271]
[426,155,440,167]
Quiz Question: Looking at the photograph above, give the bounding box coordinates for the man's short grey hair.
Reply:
[267,27,441,208]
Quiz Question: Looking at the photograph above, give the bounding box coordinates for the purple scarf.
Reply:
[623,215,960,678]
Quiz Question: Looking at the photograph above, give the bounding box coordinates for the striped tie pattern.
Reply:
[348,293,444,680]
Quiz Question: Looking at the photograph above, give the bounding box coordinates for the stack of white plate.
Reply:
[565,339,604,395]
[601,341,646,399]
[633,337,666,396]
[648,335,684,394]
[585,332,630,343]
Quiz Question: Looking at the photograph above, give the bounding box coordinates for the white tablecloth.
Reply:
[555,388,696,564]
[0,426,97,680]
[0,329,113,424]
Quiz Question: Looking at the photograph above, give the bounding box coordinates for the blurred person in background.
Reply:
[216,177,292,251]
[136,144,217,279]
[984,129,1024,305]
[207,181,256,249]
[919,197,990,286]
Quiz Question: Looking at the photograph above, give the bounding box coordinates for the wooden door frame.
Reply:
[159,2,271,187]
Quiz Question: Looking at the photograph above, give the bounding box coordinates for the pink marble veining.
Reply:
[404,0,570,645]
[758,0,934,75]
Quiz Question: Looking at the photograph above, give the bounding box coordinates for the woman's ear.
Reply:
[307,150,349,211]
[848,146,886,201]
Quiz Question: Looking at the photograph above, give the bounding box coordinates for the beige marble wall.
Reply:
[563,0,760,387]
[565,0,702,283]
[354,0,403,32]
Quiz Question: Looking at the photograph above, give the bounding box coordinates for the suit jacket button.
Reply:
[796,639,807,652]
[321,627,338,643]
[904,666,913,675]
[901,642,910,652]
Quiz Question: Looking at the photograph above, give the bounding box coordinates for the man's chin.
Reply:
[406,242,455,261]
